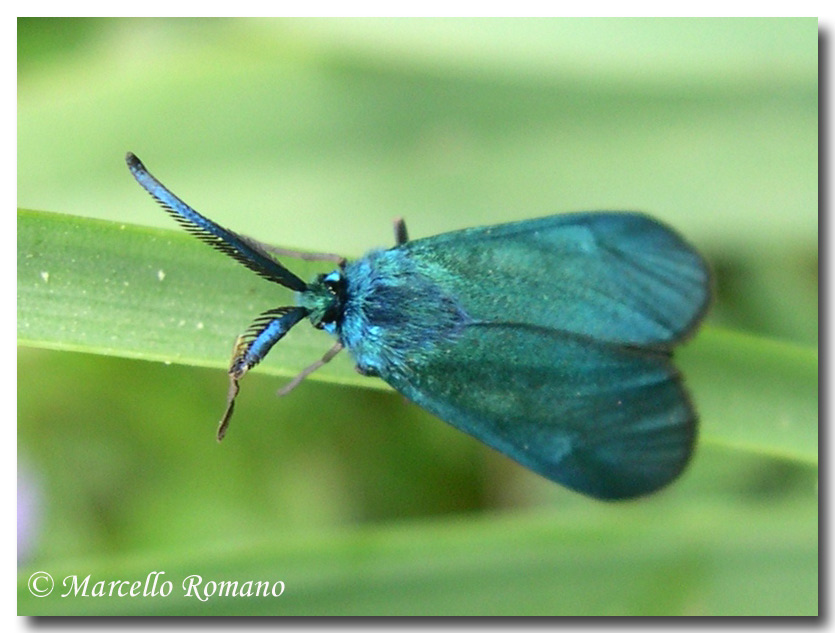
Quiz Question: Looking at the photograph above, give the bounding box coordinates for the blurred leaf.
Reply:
[18,19,817,259]
[18,499,816,615]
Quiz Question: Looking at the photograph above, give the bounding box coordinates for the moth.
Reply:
[127,153,710,499]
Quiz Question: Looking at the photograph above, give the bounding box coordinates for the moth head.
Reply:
[301,269,346,334]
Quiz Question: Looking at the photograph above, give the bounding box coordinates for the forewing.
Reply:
[402,212,710,347]
[382,323,696,499]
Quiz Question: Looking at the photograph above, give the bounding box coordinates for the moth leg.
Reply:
[256,239,346,267]
[277,342,344,396]
[393,217,409,245]
[218,374,240,442]
[217,335,248,442]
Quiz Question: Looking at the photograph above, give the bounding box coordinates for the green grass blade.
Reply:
[682,329,818,464]
[17,208,360,385]
[18,209,817,463]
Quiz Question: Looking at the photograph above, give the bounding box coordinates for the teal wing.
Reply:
[402,212,710,347]
[383,323,695,499]
[370,212,708,498]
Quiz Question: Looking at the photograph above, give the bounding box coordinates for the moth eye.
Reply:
[322,271,343,294]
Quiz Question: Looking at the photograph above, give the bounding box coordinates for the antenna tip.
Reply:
[125,152,141,169]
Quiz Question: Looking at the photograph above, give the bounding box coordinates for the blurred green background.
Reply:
[17,18,817,615]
